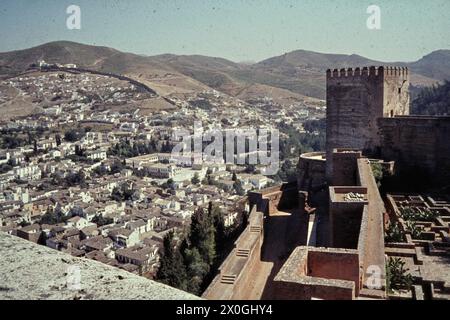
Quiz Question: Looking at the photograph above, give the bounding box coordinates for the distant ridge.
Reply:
[1,41,449,100]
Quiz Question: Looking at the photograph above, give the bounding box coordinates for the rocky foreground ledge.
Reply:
[0,232,199,300]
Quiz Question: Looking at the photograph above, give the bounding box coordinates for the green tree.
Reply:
[209,202,226,251]
[110,160,124,174]
[191,173,200,185]
[111,186,122,202]
[233,179,245,196]
[64,170,86,187]
[156,231,188,290]
[55,134,62,146]
[64,128,85,142]
[371,163,383,187]
[180,206,220,295]
[245,164,256,174]
[189,207,216,266]
[91,215,114,227]
[39,208,68,225]
[183,247,209,294]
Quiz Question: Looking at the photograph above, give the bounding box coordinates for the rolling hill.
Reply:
[149,48,449,99]
[1,41,449,101]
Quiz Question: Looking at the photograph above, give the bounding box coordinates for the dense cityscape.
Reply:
[0,63,325,293]
[1,1,449,309]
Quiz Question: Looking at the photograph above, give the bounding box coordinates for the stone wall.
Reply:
[201,206,264,300]
[273,247,359,300]
[326,66,409,180]
[325,66,449,187]
[278,152,387,300]
[297,152,327,191]
[329,186,368,249]
[248,182,298,215]
[331,149,363,186]
[0,232,199,300]
[356,158,387,295]
[379,116,450,184]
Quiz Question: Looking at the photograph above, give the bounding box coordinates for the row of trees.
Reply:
[0,127,47,150]
[156,202,231,295]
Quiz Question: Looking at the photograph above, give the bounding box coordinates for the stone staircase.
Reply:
[236,248,250,257]
[220,274,237,285]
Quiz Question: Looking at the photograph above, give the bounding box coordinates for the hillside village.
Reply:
[0,66,325,279]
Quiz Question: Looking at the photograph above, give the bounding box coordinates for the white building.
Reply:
[67,216,90,230]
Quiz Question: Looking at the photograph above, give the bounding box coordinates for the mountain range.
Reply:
[1,41,450,101]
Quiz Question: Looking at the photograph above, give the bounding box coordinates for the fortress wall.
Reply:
[325,66,410,180]
[204,183,310,300]
[284,153,386,299]
[297,152,327,191]
[331,149,363,186]
[307,249,360,286]
[248,182,298,214]
[378,116,450,183]
[275,280,355,300]
[201,206,264,300]
[383,67,410,118]
[329,201,365,249]
[273,247,358,300]
[326,67,385,178]
[356,158,387,294]
[231,228,263,300]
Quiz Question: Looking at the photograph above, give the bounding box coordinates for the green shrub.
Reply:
[405,221,426,240]
[386,257,413,293]
[399,207,438,222]
[385,222,405,243]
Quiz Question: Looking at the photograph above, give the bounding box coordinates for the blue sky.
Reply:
[0,0,449,62]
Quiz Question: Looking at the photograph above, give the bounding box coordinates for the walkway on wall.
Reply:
[239,207,302,300]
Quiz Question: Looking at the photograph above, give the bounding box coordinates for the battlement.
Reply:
[326,66,409,79]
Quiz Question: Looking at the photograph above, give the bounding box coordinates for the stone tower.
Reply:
[325,66,410,180]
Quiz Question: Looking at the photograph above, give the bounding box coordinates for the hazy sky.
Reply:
[1,0,449,62]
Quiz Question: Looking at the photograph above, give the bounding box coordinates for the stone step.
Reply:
[220,274,236,284]
[359,288,386,300]
[441,282,450,293]
[236,249,250,257]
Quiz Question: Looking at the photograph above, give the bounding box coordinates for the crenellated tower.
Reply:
[325,66,410,180]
